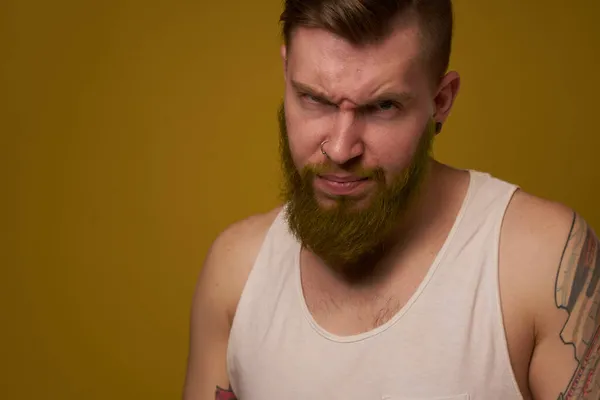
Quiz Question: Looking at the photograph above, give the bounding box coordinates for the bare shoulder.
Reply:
[198,206,283,320]
[500,189,575,325]
[205,206,283,271]
[502,189,575,252]
[501,189,575,283]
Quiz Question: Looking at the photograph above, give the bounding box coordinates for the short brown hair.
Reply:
[280,0,453,82]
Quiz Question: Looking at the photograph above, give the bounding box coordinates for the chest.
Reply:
[299,237,444,337]
[230,281,523,400]
[301,266,427,337]
[298,248,535,398]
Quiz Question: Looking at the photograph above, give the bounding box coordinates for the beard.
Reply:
[278,103,435,279]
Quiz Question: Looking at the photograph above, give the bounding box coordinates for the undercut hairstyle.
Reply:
[280,0,454,82]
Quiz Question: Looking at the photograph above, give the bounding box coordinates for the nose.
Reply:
[322,108,364,165]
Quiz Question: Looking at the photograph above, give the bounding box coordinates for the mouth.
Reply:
[318,174,368,183]
[315,175,370,196]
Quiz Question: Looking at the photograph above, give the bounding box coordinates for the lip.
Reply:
[318,174,366,183]
[315,175,370,196]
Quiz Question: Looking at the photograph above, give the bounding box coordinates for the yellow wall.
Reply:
[3,0,598,398]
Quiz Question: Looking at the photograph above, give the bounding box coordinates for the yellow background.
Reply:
[3,0,598,398]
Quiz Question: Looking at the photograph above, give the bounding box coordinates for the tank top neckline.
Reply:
[292,169,479,343]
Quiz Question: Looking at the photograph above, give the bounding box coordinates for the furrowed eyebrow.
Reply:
[290,79,415,108]
[364,91,415,106]
[290,80,332,101]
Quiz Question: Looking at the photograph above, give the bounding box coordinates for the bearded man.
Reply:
[183,1,600,399]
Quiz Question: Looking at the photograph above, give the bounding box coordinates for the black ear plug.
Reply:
[435,122,443,134]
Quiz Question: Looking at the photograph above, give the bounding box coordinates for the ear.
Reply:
[281,45,288,78]
[433,71,461,130]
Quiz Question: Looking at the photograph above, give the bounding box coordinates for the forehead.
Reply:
[286,21,426,98]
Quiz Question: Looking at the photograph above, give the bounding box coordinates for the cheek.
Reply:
[285,134,306,169]
[285,111,327,167]
[368,126,425,175]
[285,123,319,170]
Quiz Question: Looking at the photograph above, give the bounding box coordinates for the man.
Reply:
[183,0,600,399]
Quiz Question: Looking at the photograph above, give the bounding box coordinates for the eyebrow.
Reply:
[290,79,415,107]
[290,80,334,103]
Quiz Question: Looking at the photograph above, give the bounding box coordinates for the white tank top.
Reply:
[227,170,523,400]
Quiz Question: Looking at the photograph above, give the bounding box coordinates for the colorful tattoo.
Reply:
[215,385,237,400]
[555,213,600,399]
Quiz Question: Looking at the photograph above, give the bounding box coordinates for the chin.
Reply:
[315,192,374,211]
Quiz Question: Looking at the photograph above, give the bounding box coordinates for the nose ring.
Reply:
[320,140,329,157]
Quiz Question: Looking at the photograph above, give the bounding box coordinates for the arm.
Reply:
[529,212,600,399]
[182,230,239,400]
[182,209,280,400]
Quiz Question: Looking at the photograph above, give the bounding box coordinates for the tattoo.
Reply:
[215,385,237,400]
[555,213,600,399]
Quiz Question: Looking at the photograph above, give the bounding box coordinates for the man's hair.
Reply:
[280,0,453,82]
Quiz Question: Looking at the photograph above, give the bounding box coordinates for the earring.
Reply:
[435,122,443,134]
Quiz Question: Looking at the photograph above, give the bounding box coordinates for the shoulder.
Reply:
[501,189,575,293]
[500,189,576,316]
[207,206,283,265]
[195,206,284,323]
[502,189,575,248]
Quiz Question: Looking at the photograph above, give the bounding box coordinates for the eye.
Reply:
[299,93,335,109]
[361,100,401,116]
[304,94,321,104]
[375,100,397,111]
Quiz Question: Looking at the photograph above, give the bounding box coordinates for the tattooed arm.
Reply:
[553,214,600,399]
[528,212,600,399]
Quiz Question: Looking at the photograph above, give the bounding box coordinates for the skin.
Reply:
[182,15,600,400]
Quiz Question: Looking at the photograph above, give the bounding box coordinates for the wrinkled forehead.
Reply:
[286,23,427,99]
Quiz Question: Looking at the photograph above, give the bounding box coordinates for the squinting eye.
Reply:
[300,93,321,104]
[377,100,396,111]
